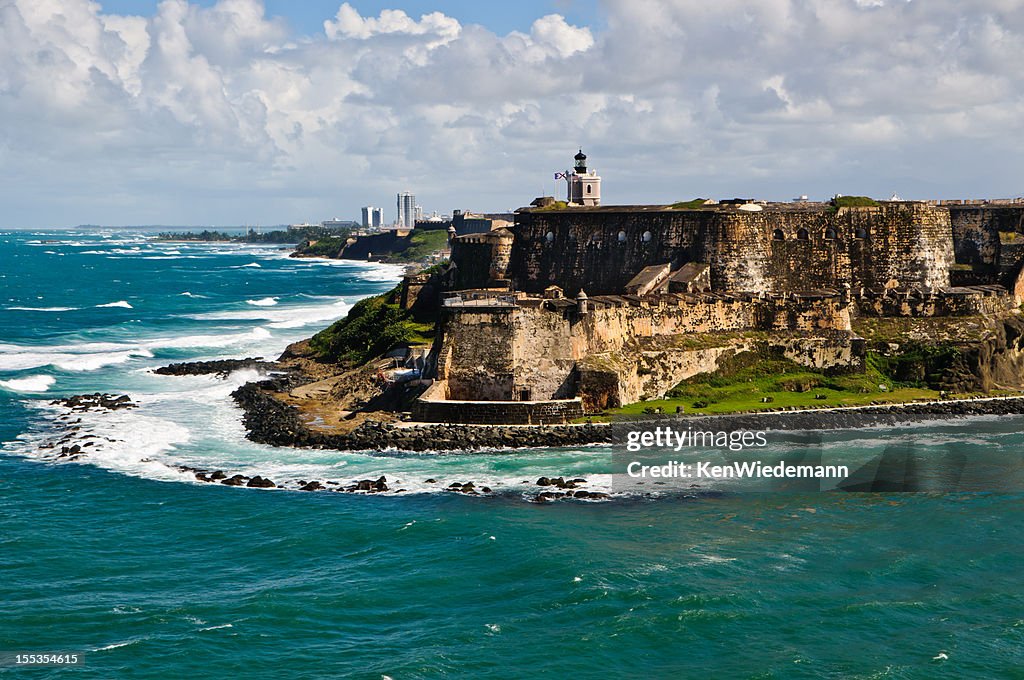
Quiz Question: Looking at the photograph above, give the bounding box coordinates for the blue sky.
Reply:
[97,1,599,36]
[3,1,1024,227]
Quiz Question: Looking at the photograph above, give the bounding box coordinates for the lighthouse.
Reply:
[566,149,601,206]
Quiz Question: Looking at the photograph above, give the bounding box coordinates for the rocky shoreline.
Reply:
[230,374,1024,451]
[37,385,1024,502]
[36,392,611,500]
[614,397,1024,433]
[230,382,613,452]
[152,358,279,377]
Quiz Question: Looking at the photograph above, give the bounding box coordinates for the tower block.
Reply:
[567,149,601,206]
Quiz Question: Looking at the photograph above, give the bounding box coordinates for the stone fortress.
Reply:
[407,151,1024,424]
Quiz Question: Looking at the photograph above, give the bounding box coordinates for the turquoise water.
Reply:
[2,230,1023,678]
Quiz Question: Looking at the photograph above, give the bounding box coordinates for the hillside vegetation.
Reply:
[309,285,434,366]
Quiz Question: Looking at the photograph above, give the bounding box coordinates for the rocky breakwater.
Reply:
[610,396,1024,435]
[153,358,279,377]
[231,382,612,452]
[38,393,137,461]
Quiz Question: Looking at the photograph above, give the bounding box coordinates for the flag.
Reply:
[554,172,566,180]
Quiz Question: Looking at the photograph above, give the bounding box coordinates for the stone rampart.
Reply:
[498,203,955,295]
[412,381,584,424]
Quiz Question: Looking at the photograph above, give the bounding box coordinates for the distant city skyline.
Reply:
[4,1,1024,227]
[396,191,417,229]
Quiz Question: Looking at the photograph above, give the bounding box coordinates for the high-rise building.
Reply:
[361,206,374,228]
[397,191,416,228]
[371,208,384,228]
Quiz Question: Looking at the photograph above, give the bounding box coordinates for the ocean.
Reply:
[2,229,1023,678]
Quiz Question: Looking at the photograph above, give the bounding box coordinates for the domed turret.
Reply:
[574,149,587,173]
[576,288,589,315]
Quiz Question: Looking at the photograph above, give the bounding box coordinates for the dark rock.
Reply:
[210,471,227,480]
[300,481,325,491]
[221,474,248,486]
[246,476,276,488]
[153,358,277,377]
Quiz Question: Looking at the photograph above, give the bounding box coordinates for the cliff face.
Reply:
[485,203,955,296]
[940,317,1024,392]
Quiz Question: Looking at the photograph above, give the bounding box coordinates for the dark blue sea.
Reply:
[2,229,1023,678]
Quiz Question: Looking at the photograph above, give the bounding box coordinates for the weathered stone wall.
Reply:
[574,333,865,411]
[948,206,1024,268]
[504,210,718,294]
[500,203,955,296]
[437,294,851,403]
[857,287,1015,317]
[950,206,1006,267]
[413,381,584,424]
[439,309,517,400]
[449,230,514,289]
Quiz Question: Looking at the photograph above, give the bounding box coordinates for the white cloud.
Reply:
[1,0,1024,227]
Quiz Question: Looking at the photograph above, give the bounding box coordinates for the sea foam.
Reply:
[0,375,56,392]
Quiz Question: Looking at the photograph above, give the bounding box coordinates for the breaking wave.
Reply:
[0,375,56,392]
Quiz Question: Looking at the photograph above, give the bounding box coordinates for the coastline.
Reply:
[228,369,1024,452]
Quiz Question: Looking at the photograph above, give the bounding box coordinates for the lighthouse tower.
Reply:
[567,149,601,206]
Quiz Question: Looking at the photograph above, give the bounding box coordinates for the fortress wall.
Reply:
[441,309,517,401]
[439,296,850,401]
[857,290,1016,317]
[508,210,717,295]
[950,207,1005,267]
[511,307,579,400]
[949,206,1024,268]
[760,211,850,293]
[765,205,953,292]
[450,239,497,289]
[504,204,954,296]
[413,381,584,425]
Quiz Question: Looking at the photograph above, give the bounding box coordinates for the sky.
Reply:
[3,0,1024,227]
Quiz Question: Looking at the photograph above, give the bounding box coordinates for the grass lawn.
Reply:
[397,229,449,262]
[610,385,940,417]
[601,350,973,418]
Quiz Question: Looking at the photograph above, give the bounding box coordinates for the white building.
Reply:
[566,149,601,206]
[397,192,416,228]
[361,206,384,228]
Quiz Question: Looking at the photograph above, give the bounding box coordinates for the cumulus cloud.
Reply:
[1,0,1023,227]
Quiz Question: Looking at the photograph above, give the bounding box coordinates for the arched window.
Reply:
[586,185,592,194]
[617,231,627,242]
[824,227,837,240]
[854,227,868,239]
[642,231,653,242]
[772,229,785,241]
[797,228,809,241]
